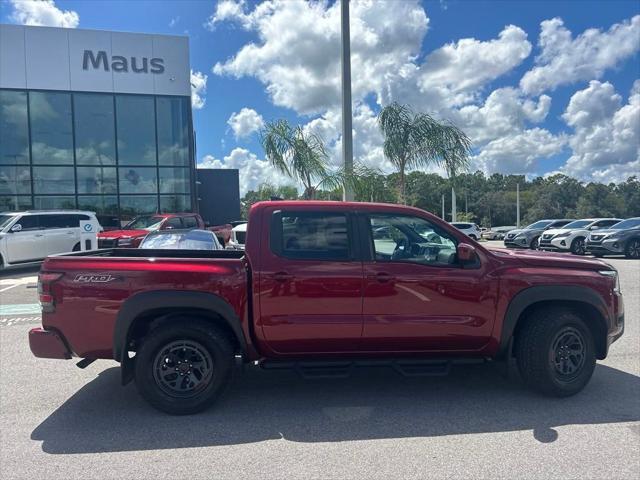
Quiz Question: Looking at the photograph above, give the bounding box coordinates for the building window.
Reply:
[116,95,157,166]
[160,195,191,213]
[159,167,190,194]
[34,196,76,210]
[120,195,159,221]
[32,166,75,194]
[0,165,31,195]
[157,97,190,166]
[74,93,116,165]
[78,195,119,228]
[0,196,32,211]
[29,91,74,165]
[76,166,117,194]
[0,90,30,165]
[118,166,157,194]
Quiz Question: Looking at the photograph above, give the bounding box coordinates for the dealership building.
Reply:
[0,24,239,227]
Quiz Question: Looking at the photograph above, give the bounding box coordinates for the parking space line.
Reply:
[0,304,41,316]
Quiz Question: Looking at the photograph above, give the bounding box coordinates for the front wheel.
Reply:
[530,237,539,250]
[134,319,234,415]
[516,308,596,397]
[570,237,586,255]
[625,239,640,259]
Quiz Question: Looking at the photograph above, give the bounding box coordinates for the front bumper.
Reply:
[538,237,571,252]
[586,238,625,255]
[29,328,72,359]
[504,237,529,248]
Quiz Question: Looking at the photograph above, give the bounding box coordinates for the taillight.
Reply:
[38,272,64,313]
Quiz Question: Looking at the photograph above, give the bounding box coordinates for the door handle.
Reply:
[273,272,293,282]
[370,272,394,283]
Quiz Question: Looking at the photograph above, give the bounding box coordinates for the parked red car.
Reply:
[97,213,206,248]
[30,201,624,414]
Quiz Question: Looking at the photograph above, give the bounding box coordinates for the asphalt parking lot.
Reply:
[1,245,639,480]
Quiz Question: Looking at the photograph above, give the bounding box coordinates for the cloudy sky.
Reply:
[3,0,639,194]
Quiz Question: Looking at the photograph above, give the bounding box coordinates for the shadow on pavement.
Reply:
[32,362,640,454]
[0,265,40,279]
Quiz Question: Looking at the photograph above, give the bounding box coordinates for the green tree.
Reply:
[260,119,328,199]
[240,183,298,219]
[378,102,471,203]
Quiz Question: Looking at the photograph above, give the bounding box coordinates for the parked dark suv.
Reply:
[586,217,640,258]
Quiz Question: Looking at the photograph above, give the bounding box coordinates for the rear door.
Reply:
[256,209,364,354]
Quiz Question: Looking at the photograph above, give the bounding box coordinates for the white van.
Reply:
[0,210,101,269]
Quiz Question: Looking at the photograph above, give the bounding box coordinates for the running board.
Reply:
[260,358,485,379]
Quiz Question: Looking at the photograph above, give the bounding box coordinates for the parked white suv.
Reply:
[538,218,622,255]
[227,222,247,250]
[450,222,481,240]
[0,210,101,269]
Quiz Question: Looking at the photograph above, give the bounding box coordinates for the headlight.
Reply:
[599,270,620,293]
[555,231,571,238]
[117,238,132,246]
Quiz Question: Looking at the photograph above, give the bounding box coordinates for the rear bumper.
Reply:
[29,328,72,359]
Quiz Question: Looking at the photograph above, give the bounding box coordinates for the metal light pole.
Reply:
[516,182,520,228]
[451,187,457,222]
[341,0,354,201]
[441,193,445,219]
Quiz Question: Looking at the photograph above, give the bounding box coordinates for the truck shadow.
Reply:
[32,362,640,454]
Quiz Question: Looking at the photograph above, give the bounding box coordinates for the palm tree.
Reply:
[260,120,329,199]
[378,102,471,204]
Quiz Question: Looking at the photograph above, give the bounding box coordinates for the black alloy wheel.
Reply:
[571,238,586,255]
[626,239,640,259]
[550,327,586,381]
[153,340,214,398]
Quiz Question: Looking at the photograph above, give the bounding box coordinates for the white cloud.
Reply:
[227,108,264,139]
[472,128,567,175]
[190,70,208,109]
[169,16,180,28]
[213,0,429,115]
[561,80,640,182]
[199,147,293,194]
[205,0,251,30]
[9,0,79,28]
[520,15,640,95]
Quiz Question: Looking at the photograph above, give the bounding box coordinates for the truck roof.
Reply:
[250,200,441,216]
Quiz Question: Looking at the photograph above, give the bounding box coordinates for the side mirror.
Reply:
[590,226,599,231]
[457,243,477,264]
[10,223,22,233]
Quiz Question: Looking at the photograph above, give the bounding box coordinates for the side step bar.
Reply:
[260,358,485,379]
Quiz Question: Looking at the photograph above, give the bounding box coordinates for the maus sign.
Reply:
[83,50,165,74]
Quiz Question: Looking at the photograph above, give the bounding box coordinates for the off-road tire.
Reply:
[516,308,596,397]
[134,319,234,415]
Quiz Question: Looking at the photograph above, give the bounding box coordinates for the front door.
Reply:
[5,215,48,263]
[257,210,364,355]
[360,213,497,353]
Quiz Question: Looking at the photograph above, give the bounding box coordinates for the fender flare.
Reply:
[113,290,247,363]
[498,285,610,356]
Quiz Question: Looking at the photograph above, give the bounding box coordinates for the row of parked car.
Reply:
[500,217,640,258]
[0,210,249,270]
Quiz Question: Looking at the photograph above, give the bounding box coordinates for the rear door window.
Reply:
[182,216,198,229]
[271,211,351,260]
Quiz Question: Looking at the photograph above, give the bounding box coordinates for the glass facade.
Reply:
[0,89,194,227]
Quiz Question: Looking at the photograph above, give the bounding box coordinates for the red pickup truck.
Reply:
[30,201,624,414]
[97,213,232,248]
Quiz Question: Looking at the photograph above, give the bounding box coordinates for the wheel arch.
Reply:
[114,290,248,379]
[499,286,609,360]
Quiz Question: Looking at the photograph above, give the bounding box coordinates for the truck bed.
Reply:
[53,248,245,260]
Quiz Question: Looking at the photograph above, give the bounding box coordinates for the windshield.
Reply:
[562,220,593,229]
[140,230,217,250]
[525,220,552,229]
[124,216,165,231]
[0,214,16,230]
[610,218,640,230]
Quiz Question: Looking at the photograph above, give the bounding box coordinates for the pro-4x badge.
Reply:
[73,274,118,283]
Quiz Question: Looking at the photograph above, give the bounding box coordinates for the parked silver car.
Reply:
[503,219,574,250]
[585,217,640,258]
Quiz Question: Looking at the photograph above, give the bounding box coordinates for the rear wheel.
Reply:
[134,319,234,415]
[570,237,586,255]
[625,239,640,259]
[530,237,539,250]
[516,308,595,397]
